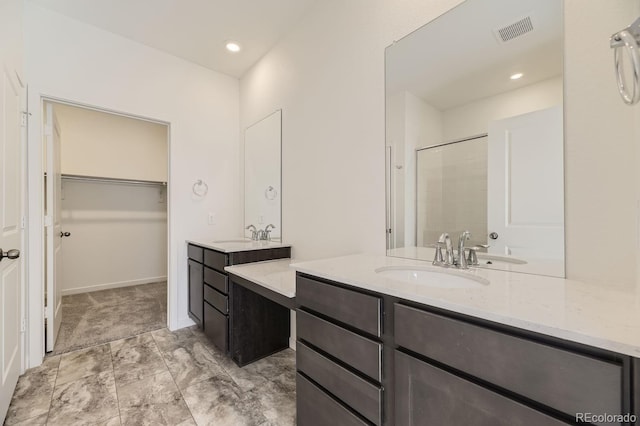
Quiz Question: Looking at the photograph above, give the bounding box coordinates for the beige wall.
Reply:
[53,104,168,294]
[54,103,168,182]
[60,180,167,294]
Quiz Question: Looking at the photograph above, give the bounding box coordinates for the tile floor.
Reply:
[4,327,296,426]
[51,282,167,355]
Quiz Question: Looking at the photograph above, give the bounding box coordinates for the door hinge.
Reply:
[43,307,48,320]
[21,216,26,229]
[20,111,28,127]
[20,318,26,333]
[44,215,53,227]
[44,124,53,136]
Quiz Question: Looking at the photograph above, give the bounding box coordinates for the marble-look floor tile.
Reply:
[247,349,296,379]
[160,337,227,390]
[217,357,269,393]
[47,370,119,426]
[56,344,113,386]
[98,417,122,426]
[112,341,168,386]
[5,413,49,425]
[53,283,167,355]
[182,374,268,426]
[248,371,296,426]
[151,328,197,352]
[110,332,155,353]
[117,371,193,426]
[4,356,60,425]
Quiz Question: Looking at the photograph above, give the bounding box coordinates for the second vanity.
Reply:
[186,239,292,363]
[291,254,640,426]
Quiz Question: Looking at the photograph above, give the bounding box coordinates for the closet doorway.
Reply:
[43,100,169,355]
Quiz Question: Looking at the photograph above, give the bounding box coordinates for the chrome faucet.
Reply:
[433,233,455,266]
[245,224,258,241]
[264,224,276,241]
[433,230,472,269]
[457,231,471,269]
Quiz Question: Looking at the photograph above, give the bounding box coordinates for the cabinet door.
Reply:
[188,259,203,325]
[204,302,228,353]
[395,351,568,426]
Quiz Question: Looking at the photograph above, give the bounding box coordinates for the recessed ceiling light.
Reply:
[510,72,524,80]
[225,41,241,53]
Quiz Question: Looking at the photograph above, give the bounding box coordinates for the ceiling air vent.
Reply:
[494,16,534,43]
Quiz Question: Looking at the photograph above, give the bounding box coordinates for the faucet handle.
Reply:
[466,244,489,265]
[432,242,445,265]
[245,224,258,240]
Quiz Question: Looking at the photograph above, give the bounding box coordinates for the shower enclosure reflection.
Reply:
[385,0,565,277]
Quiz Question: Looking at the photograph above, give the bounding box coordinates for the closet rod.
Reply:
[61,174,167,187]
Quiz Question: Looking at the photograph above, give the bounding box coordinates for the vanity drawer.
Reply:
[203,285,228,314]
[204,249,227,272]
[297,373,369,426]
[394,303,623,419]
[395,351,568,426]
[297,310,382,382]
[297,275,382,337]
[297,342,382,425]
[187,244,203,263]
[204,301,228,353]
[204,267,228,294]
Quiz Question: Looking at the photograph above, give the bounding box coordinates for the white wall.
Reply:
[0,0,23,78]
[442,76,562,141]
[240,0,465,261]
[54,103,168,182]
[564,0,640,288]
[25,3,240,365]
[241,0,640,290]
[60,181,167,294]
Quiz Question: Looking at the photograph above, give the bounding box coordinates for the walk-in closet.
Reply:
[44,101,169,354]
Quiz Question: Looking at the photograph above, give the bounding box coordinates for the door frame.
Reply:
[26,92,173,368]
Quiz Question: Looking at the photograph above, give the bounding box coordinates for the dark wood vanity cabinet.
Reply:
[296,274,385,426]
[296,272,639,426]
[187,243,290,354]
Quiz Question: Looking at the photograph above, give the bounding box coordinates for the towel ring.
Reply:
[611,18,640,105]
[192,179,208,197]
[264,185,278,200]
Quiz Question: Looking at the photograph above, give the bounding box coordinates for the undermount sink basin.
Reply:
[213,239,252,244]
[375,266,489,288]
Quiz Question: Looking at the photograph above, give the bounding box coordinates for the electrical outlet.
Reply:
[208,212,215,225]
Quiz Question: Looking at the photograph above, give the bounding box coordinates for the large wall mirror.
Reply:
[385,0,565,277]
[244,110,282,241]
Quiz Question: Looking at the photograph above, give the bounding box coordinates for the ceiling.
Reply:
[27,0,318,78]
[386,0,563,110]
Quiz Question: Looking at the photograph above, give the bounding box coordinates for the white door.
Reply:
[487,106,564,261]
[0,68,24,423]
[44,103,62,352]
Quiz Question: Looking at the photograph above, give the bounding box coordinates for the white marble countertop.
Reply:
[290,254,640,358]
[187,239,292,253]
[225,259,296,298]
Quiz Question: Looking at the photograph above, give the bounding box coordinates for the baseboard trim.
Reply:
[62,276,167,296]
